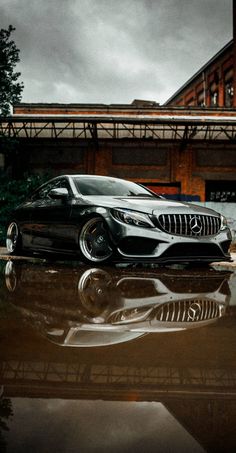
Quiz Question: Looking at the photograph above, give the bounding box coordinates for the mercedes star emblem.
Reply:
[187,302,202,321]
[189,216,202,234]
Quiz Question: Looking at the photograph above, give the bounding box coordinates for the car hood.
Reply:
[82,196,221,217]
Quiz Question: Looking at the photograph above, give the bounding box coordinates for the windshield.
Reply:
[73,177,156,197]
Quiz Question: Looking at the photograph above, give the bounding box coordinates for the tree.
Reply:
[0,25,24,116]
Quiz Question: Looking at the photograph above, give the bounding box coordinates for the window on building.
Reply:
[209,79,219,106]
[197,90,205,107]
[225,81,233,107]
[224,68,233,107]
[206,181,236,202]
[210,89,219,107]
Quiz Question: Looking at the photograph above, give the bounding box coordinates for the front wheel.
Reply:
[6,222,22,255]
[79,217,113,263]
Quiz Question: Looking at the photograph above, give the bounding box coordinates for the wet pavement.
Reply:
[0,255,236,452]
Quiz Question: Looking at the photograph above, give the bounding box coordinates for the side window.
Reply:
[39,183,54,199]
[31,182,54,201]
[55,179,71,193]
[31,178,72,201]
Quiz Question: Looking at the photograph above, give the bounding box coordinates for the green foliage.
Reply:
[0,173,49,244]
[0,25,24,116]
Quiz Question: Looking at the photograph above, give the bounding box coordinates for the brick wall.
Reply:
[13,137,236,202]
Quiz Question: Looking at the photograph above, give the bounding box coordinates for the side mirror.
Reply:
[49,188,69,199]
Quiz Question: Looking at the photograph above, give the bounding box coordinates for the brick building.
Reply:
[165,40,234,108]
[165,1,236,109]
[2,103,235,202]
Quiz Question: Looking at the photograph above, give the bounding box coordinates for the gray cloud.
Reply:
[0,0,232,104]
[8,398,205,452]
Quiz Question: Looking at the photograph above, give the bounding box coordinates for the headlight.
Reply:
[220,214,228,230]
[111,208,155,228]
[109,307,153,324]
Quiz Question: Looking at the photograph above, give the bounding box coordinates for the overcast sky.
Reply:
[0,0,233,105]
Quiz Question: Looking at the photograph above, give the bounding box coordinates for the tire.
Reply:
[78,268,113,316]
[79,217,113,263]
[6,222,22,255]
[5,261,20,292]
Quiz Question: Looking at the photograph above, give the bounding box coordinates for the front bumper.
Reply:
[106,217,232,263]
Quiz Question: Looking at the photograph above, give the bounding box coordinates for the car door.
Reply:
[28,178,74,252]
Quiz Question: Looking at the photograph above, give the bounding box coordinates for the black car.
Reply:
[6,174,232,264]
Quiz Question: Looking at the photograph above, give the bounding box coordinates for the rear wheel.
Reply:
[79,217,113,263]
[5,261,21,291]
[6,222,22,255]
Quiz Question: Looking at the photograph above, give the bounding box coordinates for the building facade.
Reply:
[165,1,236,109]
[165,40,234,108]
[0,103,234,202]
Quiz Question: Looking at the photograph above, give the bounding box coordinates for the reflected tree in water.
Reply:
[0,396,13,452]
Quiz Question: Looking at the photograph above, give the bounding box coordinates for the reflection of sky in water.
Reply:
[6,399,204,453]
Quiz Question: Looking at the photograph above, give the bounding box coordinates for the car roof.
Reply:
[68,174,124,180]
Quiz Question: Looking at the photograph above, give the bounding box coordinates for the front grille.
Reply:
[158,214,221,237]
[154,299,221,323]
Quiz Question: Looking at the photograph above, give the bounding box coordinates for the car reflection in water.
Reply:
[5,262,231,347]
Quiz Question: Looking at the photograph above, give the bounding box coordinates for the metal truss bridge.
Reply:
[1,113,236,141]
[1,360,236,400]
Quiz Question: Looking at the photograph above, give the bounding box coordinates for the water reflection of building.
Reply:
[1,313,236,452]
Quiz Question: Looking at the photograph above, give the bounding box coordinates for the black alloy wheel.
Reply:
[79,217,113,263]
[6,222,22,255]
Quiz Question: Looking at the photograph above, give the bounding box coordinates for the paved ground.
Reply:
[0,247,236,268]
[212,252,236,269]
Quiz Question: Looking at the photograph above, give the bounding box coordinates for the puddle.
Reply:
[0,261,236,452]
